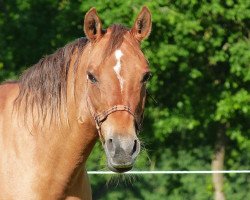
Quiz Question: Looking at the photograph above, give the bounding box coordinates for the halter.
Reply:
[86,96,142,139]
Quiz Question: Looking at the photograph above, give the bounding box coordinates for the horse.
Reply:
[0,6,151,200]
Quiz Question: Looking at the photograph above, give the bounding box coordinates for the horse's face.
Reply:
[83,7,151,172]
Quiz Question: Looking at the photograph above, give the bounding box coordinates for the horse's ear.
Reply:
[84,7,103,41]
[131,6,152,41]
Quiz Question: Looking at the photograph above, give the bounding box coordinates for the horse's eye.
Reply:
[141,72,152,83]
[87,72,98,83]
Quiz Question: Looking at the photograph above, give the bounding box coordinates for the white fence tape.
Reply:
[87,170,250,175]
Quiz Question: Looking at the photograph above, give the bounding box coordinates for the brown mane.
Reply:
[14,24,128,124]
[15,37,88,124]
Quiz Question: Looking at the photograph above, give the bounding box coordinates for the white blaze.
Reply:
[113,49,124,91]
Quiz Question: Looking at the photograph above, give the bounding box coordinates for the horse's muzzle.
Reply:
[104,136,140,173]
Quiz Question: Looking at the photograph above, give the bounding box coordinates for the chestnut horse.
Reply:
[0,7,151,200]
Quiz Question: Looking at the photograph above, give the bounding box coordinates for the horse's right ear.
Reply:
[84,8,103,41]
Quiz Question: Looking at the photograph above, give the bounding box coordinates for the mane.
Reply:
[14,24,129,126]
[15,37,88,125]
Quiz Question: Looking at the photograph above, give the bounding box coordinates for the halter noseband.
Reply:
[86,97,142,138]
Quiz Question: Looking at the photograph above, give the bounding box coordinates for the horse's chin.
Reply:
[107,160,133,173]
[107,164,132,173]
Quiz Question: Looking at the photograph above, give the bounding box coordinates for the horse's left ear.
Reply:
[84,7,103,41]
[131,6,152,41]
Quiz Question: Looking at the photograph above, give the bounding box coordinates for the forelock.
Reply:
[102,24,129,59]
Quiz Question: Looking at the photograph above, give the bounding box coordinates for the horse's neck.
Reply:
[27,68,96,197]
[1,47,97,197]
[0,82,97,198]
[31,49,97,197]
[30,115,97,197]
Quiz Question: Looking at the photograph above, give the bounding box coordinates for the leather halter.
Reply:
[86,96,142,139]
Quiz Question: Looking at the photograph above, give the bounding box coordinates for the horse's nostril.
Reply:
[131,140,137,156]
[106,138,115,156]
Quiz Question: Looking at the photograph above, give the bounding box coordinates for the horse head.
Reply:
[81,7,152,173]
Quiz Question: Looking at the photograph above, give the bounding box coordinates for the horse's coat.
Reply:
[0,7,151,200]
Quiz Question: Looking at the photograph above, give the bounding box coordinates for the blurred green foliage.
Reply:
[0,0,250,199]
